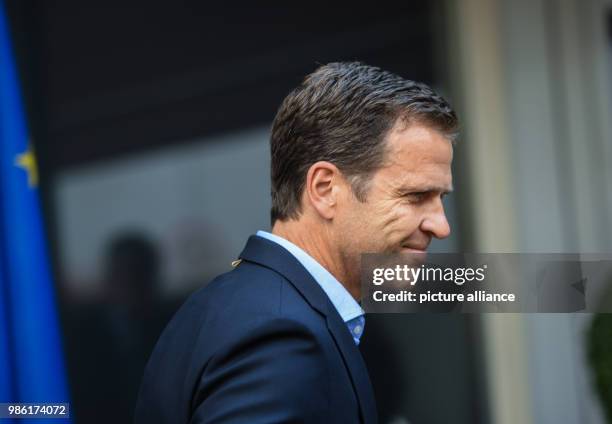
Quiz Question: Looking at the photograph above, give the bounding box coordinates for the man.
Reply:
[135,62,458,423]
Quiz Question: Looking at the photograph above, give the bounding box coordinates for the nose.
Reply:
[420,202,451,239]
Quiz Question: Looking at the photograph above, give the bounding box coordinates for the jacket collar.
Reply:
[239,235,378,423]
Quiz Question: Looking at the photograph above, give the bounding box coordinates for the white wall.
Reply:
[447,0,612,422]
[54,126,271,296]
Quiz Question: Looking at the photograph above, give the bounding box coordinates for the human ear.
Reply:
[304,161,340,220]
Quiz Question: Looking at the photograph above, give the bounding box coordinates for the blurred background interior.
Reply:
[4,0,612,423]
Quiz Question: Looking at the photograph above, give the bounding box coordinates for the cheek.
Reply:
[382,202,422,239]
[340,202,386,245]
[340,198,421,246]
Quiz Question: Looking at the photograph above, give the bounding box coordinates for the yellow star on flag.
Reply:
[15,146,39,188]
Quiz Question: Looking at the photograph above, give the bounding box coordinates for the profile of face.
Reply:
[332,122,453,288]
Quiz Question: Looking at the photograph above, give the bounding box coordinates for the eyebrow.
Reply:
[396,185,454,195]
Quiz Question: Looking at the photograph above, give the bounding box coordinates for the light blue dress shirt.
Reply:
[256,231,366,345]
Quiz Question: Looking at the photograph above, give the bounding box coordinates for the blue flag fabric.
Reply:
[0,1,71,421]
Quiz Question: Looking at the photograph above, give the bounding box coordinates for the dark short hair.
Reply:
[270,61,458,224]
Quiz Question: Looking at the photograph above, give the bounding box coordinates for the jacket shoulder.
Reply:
[135,261,330,423]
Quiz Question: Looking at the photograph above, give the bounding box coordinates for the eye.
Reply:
[407,192,428,202]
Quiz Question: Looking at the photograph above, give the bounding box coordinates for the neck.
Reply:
[271,218,360,300]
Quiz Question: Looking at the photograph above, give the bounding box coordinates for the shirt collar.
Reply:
[256,231,364,323]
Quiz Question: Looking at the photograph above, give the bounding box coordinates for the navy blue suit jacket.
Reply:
[134,235,377,423]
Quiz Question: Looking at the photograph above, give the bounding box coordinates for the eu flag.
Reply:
[0,1,71,420]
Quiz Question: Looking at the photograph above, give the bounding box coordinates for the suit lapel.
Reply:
[325,306,378,424]
[239,236,377,423]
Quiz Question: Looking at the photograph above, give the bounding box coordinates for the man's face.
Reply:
[333,122,453,278]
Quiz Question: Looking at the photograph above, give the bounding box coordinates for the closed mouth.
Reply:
[401,246,428,253]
